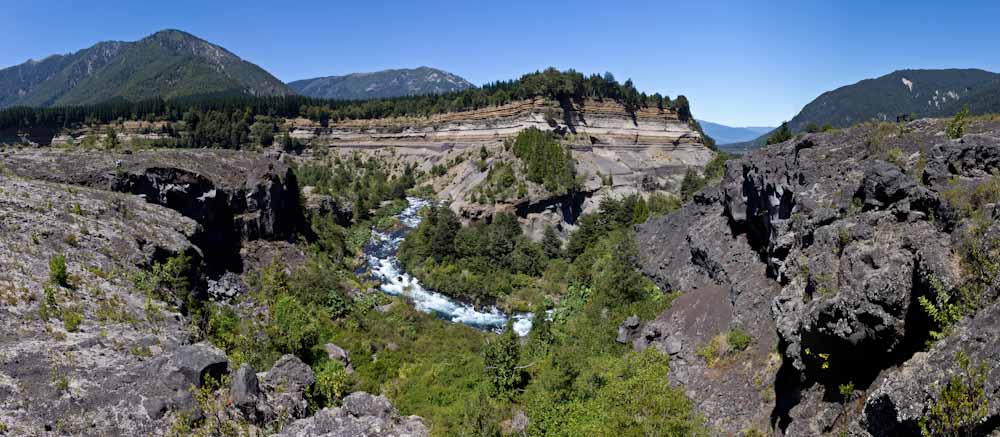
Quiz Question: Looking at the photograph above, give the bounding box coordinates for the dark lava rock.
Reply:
[276,392,428,437]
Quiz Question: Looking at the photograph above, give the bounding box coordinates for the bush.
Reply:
[919,351,988,436]
[63,308,83,332]
[766,122,793,145]
[680,167,704,201]
[49,254,68,287]
[946,105,969,139]
[311,360,352,408]
[268,295,324,358]
[727,328,752,351]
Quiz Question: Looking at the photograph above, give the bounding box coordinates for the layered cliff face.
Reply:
[293,98,705,148]
[630,117,1000,435]
[302,98,713,238]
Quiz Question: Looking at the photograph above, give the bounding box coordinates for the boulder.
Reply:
[324,343,354,373]
[231,364,261,408]
[262,354,316,419]
[276,392,428,437]
[616,315,641,344]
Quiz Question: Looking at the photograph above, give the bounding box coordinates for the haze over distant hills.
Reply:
[288,67,474,100]
[738,68,1000,148]
[695,119,774,145]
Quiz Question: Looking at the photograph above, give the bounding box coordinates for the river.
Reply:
[361,197,535,336]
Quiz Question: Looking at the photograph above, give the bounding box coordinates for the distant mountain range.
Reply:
[696,120,774,145]
[0,30,476,108]
[739,68,1000,148]
[0,30,293,108]
[288,67,474,100]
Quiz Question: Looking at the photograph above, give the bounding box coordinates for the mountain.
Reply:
[739,68,1000,148]
[288,67,474,100]
[696,119,774,145]
[0,29,293,108]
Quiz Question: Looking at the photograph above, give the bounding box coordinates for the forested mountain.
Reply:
[696,119,773,145]
[0,29,293,108]
[289,67,474,100]
[740,68,1000,148]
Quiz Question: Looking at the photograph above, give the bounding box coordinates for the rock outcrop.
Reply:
[635,117,1000,435]
[1,148,304,272]
[277,392,428,437]
[0,173,200,435]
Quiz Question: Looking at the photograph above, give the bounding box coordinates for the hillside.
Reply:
[739,68,1000,148]
[696,119,773,144]
[0,29,293,108]
[288,67,473,100]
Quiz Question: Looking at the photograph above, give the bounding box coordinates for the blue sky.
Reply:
[3,0,1000,126]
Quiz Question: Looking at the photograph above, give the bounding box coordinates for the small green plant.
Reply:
[946,105,969,139]
[39,284,60,321]
[838,382,855,404]
[918,275,963,343]
[49,254,68,287]
[62,307,83,332]
[919,351,988,437]
[71,203,83,215]
[311,360,352,408]
[886,147,905,168]
[727,328,752,352]
[64,233,78,247]
[914,151,928,184]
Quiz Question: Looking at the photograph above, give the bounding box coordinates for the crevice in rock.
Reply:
[513,189,592,226]
[770,341,802,433]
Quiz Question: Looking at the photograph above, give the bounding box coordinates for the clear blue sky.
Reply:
[3,0,1000,126]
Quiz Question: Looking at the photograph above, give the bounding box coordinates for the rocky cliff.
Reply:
[303,98,713,238]
[2,149,304,273]
[0,149,418,435]
[630,117,1000,435]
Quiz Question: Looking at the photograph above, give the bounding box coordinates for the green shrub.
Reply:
[919,351,988,436]
[766,122,793,145]
[727,328,752,352]
[63,307,83,332]
[49,254,68,287]
[680,167,705,201]
[946,105,969,139]
[886,147,905,168]
[311,360,352,408]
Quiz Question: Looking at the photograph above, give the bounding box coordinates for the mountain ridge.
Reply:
[0,29,293,108]
[737,68,1000,148]
[289,66,474,100]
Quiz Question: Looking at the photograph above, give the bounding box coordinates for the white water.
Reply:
[363,197,534,336]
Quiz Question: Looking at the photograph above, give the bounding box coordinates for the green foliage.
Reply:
[838,382,855,404]
[48,254,68,287]
[767,122,793,145]
[541,225,563,260]
[886,146,905,168]
[680,167,704,202]
[267,295,327,358]
[62,307,84,332]
[919,351,988,437]
[39,284,59,322]
[295,155,415,221]
[2,68,664,134]
[471,162,519,203]
[918,276,963,343]
[946,105,969,139]
[647,192,682,217]
[483,323,523,400]
[311,360,353,408]
[510,127,577,195]
[727,328,752,352]
[132,253,192,309]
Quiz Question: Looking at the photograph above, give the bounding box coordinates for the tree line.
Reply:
[1,68,695,133]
